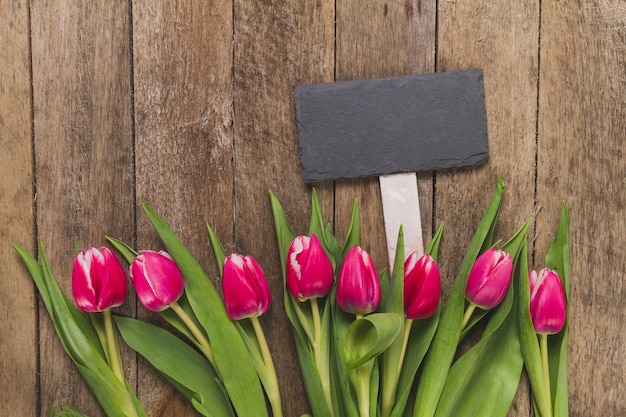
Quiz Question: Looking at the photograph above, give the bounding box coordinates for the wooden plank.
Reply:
[436,1,540,415]
[0,1,37,415]
[132,0,235,415]
[537,2,626,415]
[232,2,334,415]
[335,0,437,273]
[30,1,134,415]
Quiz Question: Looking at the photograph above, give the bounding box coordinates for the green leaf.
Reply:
[141,204,267,417]
[426,222,445,262]
[114,316,233,417]
[413,175,505,417]
[521,203,570,417]
[379,228,407,417]
[340,198,361,261]
[545,204,570,416]
[330,288,360,417]
[389,221,445,417]
[105,236,137,264]
[433,228,528,417]
[270,190,338,417]
[344,313,404,370]
[391,306,440,417]
[14,244,146,417]
[207,224,228,276]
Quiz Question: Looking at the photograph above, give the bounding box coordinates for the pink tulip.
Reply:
[286,234,334,301]
[529,268,567,334]
[337,246,381,315]
[72,246,128,312]
[222,253,271,320]
[130,250,185,312]
[404,253,441,320]
[466,248,513,310]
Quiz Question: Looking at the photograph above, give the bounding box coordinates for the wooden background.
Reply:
[1,1,624,416]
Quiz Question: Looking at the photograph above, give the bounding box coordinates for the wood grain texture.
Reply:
[233,1,334,415]
[2,1,625,415]
[436,1,540,415]
[0,1,37,416]
[537,2,626,415]
[132,0,234,415]
[335,0,437,273]
[30,1,134,415]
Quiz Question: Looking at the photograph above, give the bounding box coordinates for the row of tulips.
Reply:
[14,176,569,417]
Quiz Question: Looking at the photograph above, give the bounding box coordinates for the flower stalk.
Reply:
[310,297,335,417]
[102,308,125,383]
[169,301,216,369]
[540,333,553,417]
[250,316,283,417]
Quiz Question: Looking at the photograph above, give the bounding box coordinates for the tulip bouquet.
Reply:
[14,176,570,417]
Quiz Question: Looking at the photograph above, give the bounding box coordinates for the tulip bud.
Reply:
[337,246,381,315]
[129,250,185,312]
[466,248,513,310]
[286,234,334,301]
[404,253,441,320]
[222,253,271,320]
[72,246,128,312]
[529,268,567,334]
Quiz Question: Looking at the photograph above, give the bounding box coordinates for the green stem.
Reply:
[350,359,374,417]
[540,333,553,417]
[251,316,283,417]
[170,302,216,370]
[461,302,477,331]
[103,309,124,383]
[381,319,413,417]
[310,298,335,417]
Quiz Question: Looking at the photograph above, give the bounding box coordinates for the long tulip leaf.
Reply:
[344,313,404,370]
[270,190,335,417]
[114,315,233,417]
[14,244,145,417]
[545,205,570,417]
[142,204,267,417]
[413,175,504,417]
[389,221,445,416]
[433,230,528,417]
[207,224,227,276]
[105,236,138,264]
[340,198,361,261]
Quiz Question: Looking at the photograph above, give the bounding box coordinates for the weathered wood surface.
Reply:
[1,1,624,416]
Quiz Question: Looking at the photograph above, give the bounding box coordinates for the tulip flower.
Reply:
[462,248,513,330]
[381,253,441,417]
[465,248,513,310]
[130,250,185,312]
[72,246,128,384]
[529,268,567,335]
[337,245,380,315]
[222,253,271,320]
[529,268,568,417]
[287,234,334,301]
[222,253,282,416]
[72,246,128,313]
[404,253,441,320]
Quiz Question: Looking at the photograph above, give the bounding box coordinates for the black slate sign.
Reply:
[294,69,489,183]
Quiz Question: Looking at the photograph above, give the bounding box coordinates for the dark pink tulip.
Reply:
[222,253,271,320]
[404,253,441,320]
[337,246,381,315]
[466,248,513,310]
[130,250,185,312]
[529,268,567,334]
[286,234,334,301]
[72,246,128,312]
